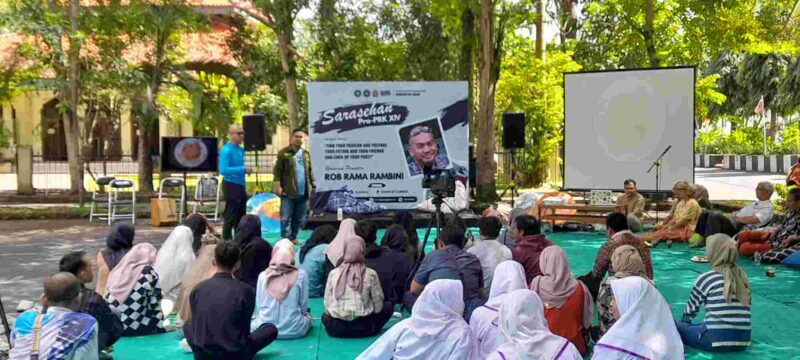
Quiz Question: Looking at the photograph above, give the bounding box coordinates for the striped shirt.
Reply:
[683,271,751,348]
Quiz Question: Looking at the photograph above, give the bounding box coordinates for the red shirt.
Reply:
[543,284,588,355]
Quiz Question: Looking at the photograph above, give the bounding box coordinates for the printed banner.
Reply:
[308,82,469,210]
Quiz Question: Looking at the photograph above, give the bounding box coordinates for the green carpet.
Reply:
[114,230,800,359]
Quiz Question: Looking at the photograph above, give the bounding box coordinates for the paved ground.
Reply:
[695,167,785,201]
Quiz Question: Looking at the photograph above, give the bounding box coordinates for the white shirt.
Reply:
[734,200,774,228]
[467,239,512,296]
[355,318,475,360]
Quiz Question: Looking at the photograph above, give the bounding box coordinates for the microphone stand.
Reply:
[647,145,672,223]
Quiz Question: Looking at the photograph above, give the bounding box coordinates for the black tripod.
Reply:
[498,149,520,206]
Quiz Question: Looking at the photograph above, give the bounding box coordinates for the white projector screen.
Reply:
[563,67,695,192]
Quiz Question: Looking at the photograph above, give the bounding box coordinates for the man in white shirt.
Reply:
[691,181,774,248]
[467,216,512,297]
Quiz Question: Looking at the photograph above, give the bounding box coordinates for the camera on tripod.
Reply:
[422,164,456,198]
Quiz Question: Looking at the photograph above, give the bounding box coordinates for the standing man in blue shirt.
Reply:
[274,128,315,244]
[220,124,252,240]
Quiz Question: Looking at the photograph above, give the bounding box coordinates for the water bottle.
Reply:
[337,207,343,221]
[754,251,762,266]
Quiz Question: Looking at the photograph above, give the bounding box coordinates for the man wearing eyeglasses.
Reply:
[406,126,450,177]
[220,124,253,240]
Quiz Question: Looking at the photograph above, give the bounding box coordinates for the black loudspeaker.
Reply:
[243,114,266,151]
[502,112,526,149]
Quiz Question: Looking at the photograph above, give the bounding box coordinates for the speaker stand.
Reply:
[254,150,260,191]
[498,148,520,206]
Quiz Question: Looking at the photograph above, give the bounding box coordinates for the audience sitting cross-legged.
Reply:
[184,241,278,359]
[677,234,751,352]
[593,276,683,360]
[59,251,123,356]
[692,182,774,248]
[251,239,312,339]
[379,224,416,303]
[176,244,217,325]
[105,243,166,336]
[356,279,476,360]
[467,216,512,297]
[360,220,407,305]
[10,273,99,360]
[595,245,652,337]
[392,211,422,263]
[233,214,273,289]
[531,245,593,356]
[299,225,337,298]
[95,223,135,296]
[640,181,702,247]
[487,289,582,360]
[737,187,800,257]
[405,223,485,320]
[470,260,528,359]
[154,222,199,302]
[322,219,392,338]
[511,215,554,283]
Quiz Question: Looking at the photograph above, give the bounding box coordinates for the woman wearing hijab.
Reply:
[154,225,197,302]
[393,211,421,261]
[176,244,217,324]
[596,245,651,336]
[677,234,751,352]
[380,224,416,301]
[356,279,476,360]
[531,245,593,355]
[95,223,135,296]
[593,276,683,360]
[322,219,392,338]
[252,239,312,339]
[470,260,527,359]
[487,289,581,360]
[300,225,338,298]
[233,214,273,289]
[105,243,166,336]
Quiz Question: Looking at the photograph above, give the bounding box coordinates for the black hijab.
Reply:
[232,214,272,288]
[299,225,337,263]
[103,223,135,270]
[393,211,419,256]
[233,215,262,247]
[381,224,409,254]
[182,213,208,253]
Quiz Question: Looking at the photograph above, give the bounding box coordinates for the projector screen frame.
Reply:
[561,66,696,194]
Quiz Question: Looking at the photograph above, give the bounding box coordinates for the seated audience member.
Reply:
[356,279,475,360]
[531,246,593,355]
[322,223,392,338]
[182,213,215,253]
[615,179,647,232]
[470,261,527,359]
[677,234,751,352]
[787,157,800,187]
[252,239,311,339]
[596,245,651,337]
[581,212,653,299]
[177,244,217,324]
[467,216,512,296]
[105,243,166,336]
[694,184,713,210]
[487,289,582,360]
[593,276,683,360]
[322,219,358,294]
[392,211,422,262]
[95,223,135,296]
[497,208,524,251]
[154,224,197,302]
[406,223,485,320]
[184,241,278,359]
[59,251,123,355]
[10,273,99,360]
[380,225,416,302]
[692,182,774,248]
[233,214,273,289]
[640,181,701,247]
[511,215,554,283]
[359,220,405,304]
[299,225,337,298]
[737,187,800,257]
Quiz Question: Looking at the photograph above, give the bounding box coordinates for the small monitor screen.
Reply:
[161,137,218,173]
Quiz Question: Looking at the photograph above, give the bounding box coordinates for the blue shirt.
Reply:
[300,244,328,298]
[219,142,245,186]
[414,245,461,285]
[251,269,312,339]
[295,148,306,196]
[683,270,751,349]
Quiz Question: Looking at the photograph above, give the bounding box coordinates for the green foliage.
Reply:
[696,123,800,155]
[775,183,788,214]
[495,35,582,187]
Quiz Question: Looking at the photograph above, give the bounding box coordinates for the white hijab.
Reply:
[154,226,196,297]
[486,260,528,308]
[595,276,684,360]
[409,279,468,339]
[494,289,581,360]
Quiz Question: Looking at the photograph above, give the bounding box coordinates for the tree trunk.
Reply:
[277,32,298,130]
[461,7,476,142]
[561,0,578,40]
[476,0,497,202]
[535,0,545,61]
[64,0,82,193]
[137,122,154,193]
[643,0,659,67]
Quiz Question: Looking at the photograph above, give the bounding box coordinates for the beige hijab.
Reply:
[327,219,367,299]
[706,234,751,306]
[610,245,646,278]
[263,239,299,301]
[176,244,217,322]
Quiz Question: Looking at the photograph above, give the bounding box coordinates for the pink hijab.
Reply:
[106,243,158,302]
[326,219,366,299]
[530,245,594,328]
[263,239,299,301]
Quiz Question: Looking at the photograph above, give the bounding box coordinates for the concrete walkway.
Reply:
[695,167,785,201]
